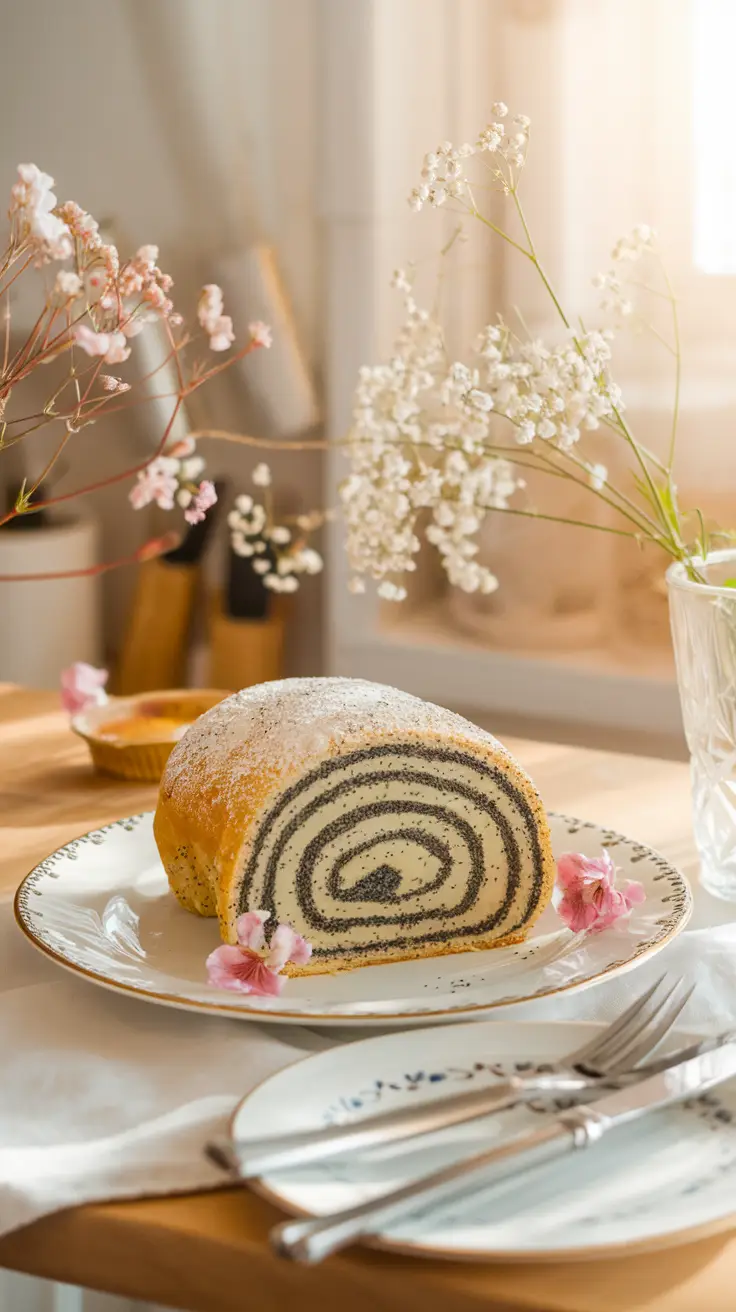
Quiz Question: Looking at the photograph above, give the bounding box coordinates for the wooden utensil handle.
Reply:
[116,559,198,694]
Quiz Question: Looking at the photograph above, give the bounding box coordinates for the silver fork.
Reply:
[208,974,692,1180]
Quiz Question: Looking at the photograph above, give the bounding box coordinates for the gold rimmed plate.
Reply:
[14,811,691,1028]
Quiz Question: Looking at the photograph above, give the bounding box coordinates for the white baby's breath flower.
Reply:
[290,547,323,575]
[390,268,412,293]
[181,456,205,481]
[269,525,291,545]
[235,493,254,514]
[348,576,366,594]
[477,126,502,152]
[491,101,509,118]
[588,463,608,490]
[611,224,657,263]
[377,581,408,602]
[344,282,526,600]
[252,558,270,575]
[252,463,272,488]
[468,388,493,413]
[232,536,255,557]
[264,572,298,593]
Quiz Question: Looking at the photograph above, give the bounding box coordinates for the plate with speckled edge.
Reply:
[232,1019,736,1261]
[14,811,692,1027]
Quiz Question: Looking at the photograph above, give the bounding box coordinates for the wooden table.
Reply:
[1,683,734,1312]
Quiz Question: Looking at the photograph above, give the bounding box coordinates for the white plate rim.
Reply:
[14,811,693,1026]
[233,1018,736,1264]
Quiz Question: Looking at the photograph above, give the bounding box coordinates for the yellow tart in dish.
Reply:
[73,690,229,782]
[154,677,556,975]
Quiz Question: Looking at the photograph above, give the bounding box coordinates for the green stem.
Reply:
[600,416,668,475]
[472,182,680,553]
[612,403,681,552]
[526,443,669,547]
[469,207,535,261]
[510,188,571,330]
[661,260,681,473]
[476,501,658,544]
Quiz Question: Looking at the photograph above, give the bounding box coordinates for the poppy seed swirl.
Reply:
[237,744,546,960]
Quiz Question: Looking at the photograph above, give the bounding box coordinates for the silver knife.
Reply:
[208,1032,732,1179]
[270,1039,736,1264]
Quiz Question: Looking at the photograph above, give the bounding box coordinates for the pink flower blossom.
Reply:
[268,923,313,969]
[236,910,271,950]
[135,244,159,267]
[72,324,110,357]
[129,456,180,512]
[556,850,646,934]
[205,910,313,997]
[208,315,234,352]
[72,324,131,365]
[102,243,120,281]
[198,285,234,348]
[103,331,131,364]
[52,271,82,304]
[100,375,130,393]
[184,479,218,525]
[85,268,107,301]
[205,947,287,997]
[249,320,273,349]
[10,165,73,263]
[56,201,101,252]
[60,662,109,715]
[120,315,146,340]
[198,284,224,333]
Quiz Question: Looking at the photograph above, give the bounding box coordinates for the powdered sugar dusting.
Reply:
[162,678,510,818]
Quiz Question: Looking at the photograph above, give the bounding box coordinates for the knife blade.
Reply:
[210,1031,734,1180]
[271,1038,736,1264]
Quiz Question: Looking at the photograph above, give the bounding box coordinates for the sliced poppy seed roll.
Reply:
[153,677,556,974]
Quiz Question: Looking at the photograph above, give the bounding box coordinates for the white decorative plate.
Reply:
[234,1020,736,1261]
[14,811,691,1028]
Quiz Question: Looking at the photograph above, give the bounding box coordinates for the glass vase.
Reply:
[667,549,736,900]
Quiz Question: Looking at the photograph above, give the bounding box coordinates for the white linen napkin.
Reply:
[2,894,736,1238]
[0,902,333,1235]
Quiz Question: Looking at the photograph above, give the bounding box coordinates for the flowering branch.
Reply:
[335,101,717,600]
[0,530,180,582]
[0,164,274,574]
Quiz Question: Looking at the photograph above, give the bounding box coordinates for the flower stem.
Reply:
[0,396,183,527]
[661,259,681,473]
[510,188,571,330]
[0,531,180,582]
[476,501,660,544]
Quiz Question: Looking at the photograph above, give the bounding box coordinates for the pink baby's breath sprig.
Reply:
[0,161,280,578]
[248,320,273,349]
[197,283,234,352]
[206,911,312,997]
